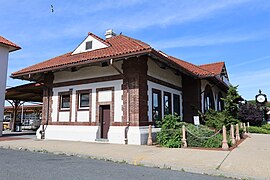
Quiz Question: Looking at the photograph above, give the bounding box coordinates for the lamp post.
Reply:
[255,90,267,124]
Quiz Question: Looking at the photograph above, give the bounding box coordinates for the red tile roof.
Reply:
[167,56,215,77]
[0,36,21,52]
[11,32,225,80]
[12,34,152,76]
[199,62,224,75]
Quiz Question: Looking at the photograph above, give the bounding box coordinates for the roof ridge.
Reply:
[88,32,111,46]
[199,61,224,67]
[168,55,215,77]
[119,34,152,49]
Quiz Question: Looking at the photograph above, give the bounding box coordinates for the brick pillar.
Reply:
[42,73,54,127]
[182,74,201,123]
[122,56,148,126]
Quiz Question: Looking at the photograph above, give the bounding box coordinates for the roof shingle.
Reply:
[199,62,224,75]
[0,36,21,51]
[12,34,152,76]
[11,33,225,80]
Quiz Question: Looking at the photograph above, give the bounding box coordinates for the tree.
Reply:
[238,103,264,126]
[222,85,241,119]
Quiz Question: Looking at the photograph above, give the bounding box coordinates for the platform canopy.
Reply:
[5,83,43,102]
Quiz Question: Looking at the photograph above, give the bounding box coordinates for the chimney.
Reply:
[105,29,117,39]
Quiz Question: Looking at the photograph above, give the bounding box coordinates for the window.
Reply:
[204,95,211,111]
[85,41,92,50]
[164,92,172,115]
[61,94,70,109]
[217,92,224,111]
[204,85,214,112]
[152,89,161,123]
[79,93,89,108]
[173,94,180,116]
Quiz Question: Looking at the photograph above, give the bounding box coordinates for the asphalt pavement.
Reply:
[0,148,229,180]
[0,133,269,179]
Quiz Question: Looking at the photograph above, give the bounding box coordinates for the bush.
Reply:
[262,124,270,130]
[157,115,230,148]
[248,125,270,134]
[185,124,224,148]
[157,114,184,148]
[204,109,239,130]
[203,134,223,148]
[238,103,264,126]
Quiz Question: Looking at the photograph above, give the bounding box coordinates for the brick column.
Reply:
[42,72,54,126]
[122,56,148,126]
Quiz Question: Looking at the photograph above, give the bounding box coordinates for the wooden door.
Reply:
[100,105,110,139]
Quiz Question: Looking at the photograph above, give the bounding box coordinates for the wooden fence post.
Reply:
[182,125,187,148]
[243,123,248,138]
[236,124,240,141]
[147,125,153,146]
[230,124,236,145]
[222,125,229,150]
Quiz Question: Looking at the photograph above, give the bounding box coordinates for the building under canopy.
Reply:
[5,83,43,131]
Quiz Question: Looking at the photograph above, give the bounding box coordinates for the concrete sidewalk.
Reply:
[0,134,269,179]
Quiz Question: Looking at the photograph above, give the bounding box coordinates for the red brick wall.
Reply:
[182,74,201,123]
[122,56,149,126]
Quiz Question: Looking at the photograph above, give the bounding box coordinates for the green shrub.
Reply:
[248,126,270,134]
[203,134,223,148]
[204,109,239,130]
[262,124,270,130]
[185,124,224,148]
[157,114,184,148]
[157,115,229,148]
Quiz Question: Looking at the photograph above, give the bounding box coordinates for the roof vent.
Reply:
[105,29,117,39]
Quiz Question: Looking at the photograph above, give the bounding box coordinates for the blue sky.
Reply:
[1,0,270,100]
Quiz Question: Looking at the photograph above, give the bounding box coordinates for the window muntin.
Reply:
[164,92,172,115]
[79,93,89,108]
[173,94,180,116]
[61,94,70,109]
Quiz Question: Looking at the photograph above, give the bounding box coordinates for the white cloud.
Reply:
[229,55,270,69]
[151,30,270,49]
[95,0,251,30]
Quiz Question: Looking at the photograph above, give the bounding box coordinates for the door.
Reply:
[100,105,110,139]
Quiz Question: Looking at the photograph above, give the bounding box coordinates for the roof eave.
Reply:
[0,43,21,52]
[150,50,199,78]
[11,49,152,81]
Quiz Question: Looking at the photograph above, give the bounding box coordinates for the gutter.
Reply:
[110,59,130,144]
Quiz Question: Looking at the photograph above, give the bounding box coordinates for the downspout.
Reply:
[110,59,130,144]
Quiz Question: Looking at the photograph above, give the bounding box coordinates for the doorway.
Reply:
[100,105,110,139]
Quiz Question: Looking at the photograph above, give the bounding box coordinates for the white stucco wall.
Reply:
[148,81,183,121]
[72,34,108,55]
[53,61,122,83]
[37,125,99,142]
[0,46,9,136]
[147,58,182,87]
[51,80,123,123]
